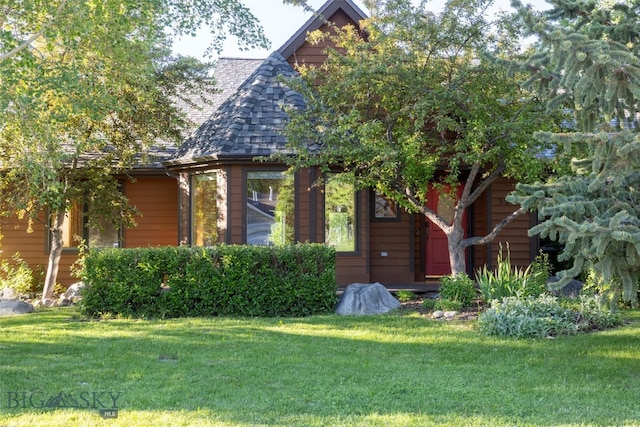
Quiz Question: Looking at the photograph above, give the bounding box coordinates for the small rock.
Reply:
[42,298,55,308]
[444,311,457,319]
[0,300,34,316]
[432,310,444,319]
[57,297,72,307]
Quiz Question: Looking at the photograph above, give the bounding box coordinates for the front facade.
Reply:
[163,0,537,287]
[0,0,538,288]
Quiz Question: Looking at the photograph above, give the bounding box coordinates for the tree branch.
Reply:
[403,185,451,232]
[0,0,68,62]
[466,161,505,203]
[462,206,526,247]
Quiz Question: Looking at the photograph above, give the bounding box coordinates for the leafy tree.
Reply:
[0,0,269,301]
[280,0,560,275]
[506,0,640,306]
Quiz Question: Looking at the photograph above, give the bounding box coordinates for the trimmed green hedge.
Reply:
[78,244,336,318]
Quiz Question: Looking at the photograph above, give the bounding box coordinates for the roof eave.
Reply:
[165,153,287,171]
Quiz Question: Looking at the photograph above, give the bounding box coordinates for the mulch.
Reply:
[396,296,483,320]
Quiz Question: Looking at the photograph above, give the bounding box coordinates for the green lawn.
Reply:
[1,308,639,426]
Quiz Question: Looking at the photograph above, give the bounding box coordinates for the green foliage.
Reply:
[558,295,624,331]
[78,244,337,318]
[421,298,437,310]
[421,297,463,312]
[395,290,415,302]
[478,294,623,338]
[435,298,463,312]
[0,252,34,294]
[478,295,578,338]
[582,266,640,310]
[0,0,269,296]
[279,0,561,274]
[530,251,552,285]
[439,273,477,307]
[476,245,548,303]
[507,1,640,307]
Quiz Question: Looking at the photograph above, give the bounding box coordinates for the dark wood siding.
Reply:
[369,209,415,284]
[124,176,179,247]
[286,10,361,68]
[227,166,244,244]
[471,185,489,270]
[0,213,77,286]
[480,178,532,271]
[0,174,178,287]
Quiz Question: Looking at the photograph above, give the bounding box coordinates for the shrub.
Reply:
[422,298,437,310]
[435,298,462,312]
[580,265,634,309]
[478,294,623,338]
[476,244,548,303]
[79,244,337,318]
[395,290,416,302]
[478,295,578,338]
[0,252,35,295]
[560,295,623,331]
[529,251,552,292]
[439,273,477,307]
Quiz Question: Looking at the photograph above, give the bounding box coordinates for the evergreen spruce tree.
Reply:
[506,0,640,305]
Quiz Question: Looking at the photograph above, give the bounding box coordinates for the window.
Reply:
[191,173,218,246]
[87,216,120,248]
[55,203,120,250]
[246,170,294,245]
[373,190,399,220]
[325,174,356,252]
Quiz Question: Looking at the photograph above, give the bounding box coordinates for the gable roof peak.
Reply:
[278,0,367,60]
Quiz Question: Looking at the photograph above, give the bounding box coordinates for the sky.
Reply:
[171,0,550,61]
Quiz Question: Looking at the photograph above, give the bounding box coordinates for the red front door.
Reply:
[425,185,465,277]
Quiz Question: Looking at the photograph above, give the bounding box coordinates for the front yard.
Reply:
[1,308,639,426]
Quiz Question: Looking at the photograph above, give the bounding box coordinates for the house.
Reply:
[0,0,538,289]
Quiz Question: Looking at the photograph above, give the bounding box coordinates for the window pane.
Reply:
[325,175,355,252]
[57,201,121,249]
[247,171,294,245]
[60,204,83,248]
[192,173,218,246]
[88,217,120,248]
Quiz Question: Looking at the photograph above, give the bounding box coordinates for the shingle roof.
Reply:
[166,52,306,166]
[141,57,263,169]
[175,57,264,137]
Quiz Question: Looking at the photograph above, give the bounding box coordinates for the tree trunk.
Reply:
[42,211,65,301]
[448,227,467,276]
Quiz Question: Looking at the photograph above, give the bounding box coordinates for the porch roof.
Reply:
[165,52,306,167]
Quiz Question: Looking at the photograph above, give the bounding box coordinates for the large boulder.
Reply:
[0,300,34,316]
[335,283,400,315]
[62,282,85,300]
